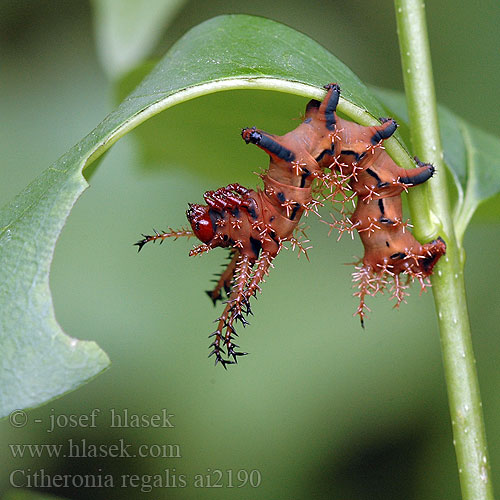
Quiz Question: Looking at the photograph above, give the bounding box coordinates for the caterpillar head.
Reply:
[186,203,215,244]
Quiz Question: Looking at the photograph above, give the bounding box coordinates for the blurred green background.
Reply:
[1,1,499,499]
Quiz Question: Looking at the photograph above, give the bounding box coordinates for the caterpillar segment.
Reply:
[136,90,338,366]
[136,82,448,362]
[311,84,446,324]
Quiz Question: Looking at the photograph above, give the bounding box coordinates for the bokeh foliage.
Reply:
[0,1,499,499]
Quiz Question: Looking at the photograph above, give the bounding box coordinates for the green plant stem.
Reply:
[395,1,494,499]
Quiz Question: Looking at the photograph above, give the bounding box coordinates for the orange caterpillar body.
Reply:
[311,84,446,324]
[136,84,447,366]
[135,92,336,366]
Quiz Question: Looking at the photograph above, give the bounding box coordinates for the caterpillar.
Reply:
[135,91,337,367]
[310,84,446,325]
[135,83,447,365]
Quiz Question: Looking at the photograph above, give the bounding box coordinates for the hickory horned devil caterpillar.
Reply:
[135,84,446,367]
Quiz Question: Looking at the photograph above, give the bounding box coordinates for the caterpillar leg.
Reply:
[209,251,275,367]
[352,264,387,328]
[209,253,252,368]
[352,236,445,325]
[134,227,193,252]
[242,251,274,301]
[388,272,411,308]
[206,250,239,305]
[352,262,410,327]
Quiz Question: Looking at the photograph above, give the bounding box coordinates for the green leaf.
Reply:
[91,0,188,78]
[0,14,414,417]
[454,122,500,239]
[0,165,110,418]
[374,87,500,242]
